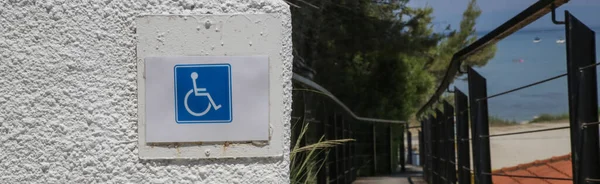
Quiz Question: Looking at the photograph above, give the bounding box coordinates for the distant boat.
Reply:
[556,38,565,44]
[533,37,541,43]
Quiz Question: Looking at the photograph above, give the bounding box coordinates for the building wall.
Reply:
[0,0,292,183]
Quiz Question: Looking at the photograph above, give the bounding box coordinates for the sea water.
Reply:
[452,29,600,122]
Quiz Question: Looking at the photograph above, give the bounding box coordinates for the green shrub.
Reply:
[530,113,569,123]
[488,116,517,127]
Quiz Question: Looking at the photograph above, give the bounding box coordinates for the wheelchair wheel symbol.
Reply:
[184,72,222,116]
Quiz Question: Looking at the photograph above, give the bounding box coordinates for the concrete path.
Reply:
[353,165,423,184]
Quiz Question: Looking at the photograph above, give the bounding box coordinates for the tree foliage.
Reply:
[425,0,497,81]
[289,0,496,119]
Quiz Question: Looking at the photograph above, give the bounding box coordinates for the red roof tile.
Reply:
[492,153,573,184]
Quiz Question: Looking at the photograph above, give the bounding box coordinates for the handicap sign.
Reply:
[174,64,232,123]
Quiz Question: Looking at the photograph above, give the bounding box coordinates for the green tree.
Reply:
[290,0,441,119]
[425,0,497,82]
[289,1,441,178]
[290,0,496,119]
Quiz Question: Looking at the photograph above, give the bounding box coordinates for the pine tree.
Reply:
[425,0,497,82]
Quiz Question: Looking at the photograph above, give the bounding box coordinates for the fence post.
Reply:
[455,88,471,184]
[467,67,492,184]
[565,11,600,184]
[444,101,457,184]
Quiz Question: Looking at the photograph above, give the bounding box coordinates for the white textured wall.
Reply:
[0,0,292,183]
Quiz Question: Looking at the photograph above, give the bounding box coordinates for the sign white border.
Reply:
[136,14,285,159]
[144,56,269,143]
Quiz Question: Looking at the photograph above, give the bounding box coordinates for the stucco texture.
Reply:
[0,0,292,183]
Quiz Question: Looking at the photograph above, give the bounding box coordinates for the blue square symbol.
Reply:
[174,64,232,123]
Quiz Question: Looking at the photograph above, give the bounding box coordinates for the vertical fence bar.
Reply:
[327,112,337,184]
[388,124,392,174]
[444,101,457,184]
[407,128,413,166]
[337,116,347,183]
[435,109,447,183]
[382,125,387,175]
[427,116,435,183]
[399,124,406,172]
[357,123,367,178]
[435,109,444,184]
[437,109,447,183]
[455,88,471,184]
[434,115,438,183]
[418,130,423,166]
[429,115,435,184]
[391,124,396,173]
[349,120,355,181]
[467,67,492,184]
[444,101,450,184]
[430,114,437,184]
[344,119,350,182]
[468,79,480,184]
[426,115,434,184]
[342,119,347,184]
[423,118,427,182]
[442,108,448,183]
[336,114,343,184]
[372,123,377,176]
[316,103,328,184]
[353,122,357,181]
[565,11,600,184]
[420,120,427,181]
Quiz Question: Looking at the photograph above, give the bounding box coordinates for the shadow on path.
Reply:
[353,165,424,184]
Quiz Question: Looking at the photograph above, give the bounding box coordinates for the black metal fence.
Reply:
[291,74,406,184]
[416,0,600,184]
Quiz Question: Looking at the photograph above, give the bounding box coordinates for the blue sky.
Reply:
[407,0,600,33]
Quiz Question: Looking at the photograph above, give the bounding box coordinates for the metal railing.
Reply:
[416,0,600,184]
[415,0,569,118]
[291,73,407,184]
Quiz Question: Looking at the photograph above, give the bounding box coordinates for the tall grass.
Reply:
[290,119,354,184]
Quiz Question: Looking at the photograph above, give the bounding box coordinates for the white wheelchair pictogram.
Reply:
[184,72,222,117]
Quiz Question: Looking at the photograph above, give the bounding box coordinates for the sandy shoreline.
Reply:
[408,121,571,169]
